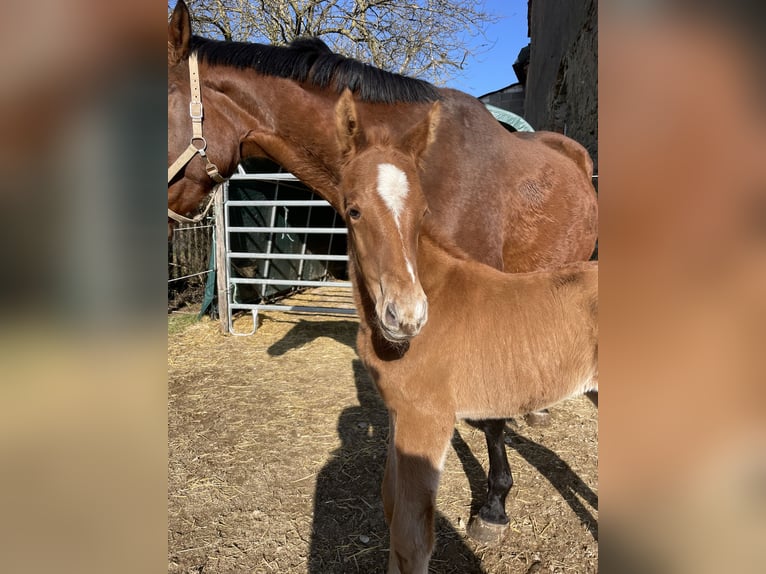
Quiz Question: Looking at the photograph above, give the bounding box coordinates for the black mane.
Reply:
[189,35,440,104]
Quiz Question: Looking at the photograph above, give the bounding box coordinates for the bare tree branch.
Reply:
[171,0,500,85]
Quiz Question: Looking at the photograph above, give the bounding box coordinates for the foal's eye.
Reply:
[347,208,361,221]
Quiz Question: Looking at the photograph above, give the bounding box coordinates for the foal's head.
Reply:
[334,90,440,342]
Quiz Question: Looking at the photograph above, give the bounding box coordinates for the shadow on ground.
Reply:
[307,359,487,573]
[503,426,598,540]
[267,319,358,356]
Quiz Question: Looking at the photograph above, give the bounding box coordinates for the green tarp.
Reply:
[484,104,535,132]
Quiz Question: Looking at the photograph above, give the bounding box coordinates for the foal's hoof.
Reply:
[524,410,551,427]
[466,516,509,543]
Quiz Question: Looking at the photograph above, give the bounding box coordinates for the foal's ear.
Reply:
[400,101,441,162]
[334,88,359,157]
[168,1,192,66]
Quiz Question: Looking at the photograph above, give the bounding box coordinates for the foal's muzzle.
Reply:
[379,296,428,342]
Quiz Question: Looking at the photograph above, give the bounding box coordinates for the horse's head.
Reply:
[167,1,242,229]
[334,90,440,342]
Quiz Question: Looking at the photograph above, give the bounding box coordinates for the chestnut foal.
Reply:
[334,92,598,574]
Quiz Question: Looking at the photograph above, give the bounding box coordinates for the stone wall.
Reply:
[524,0,598,171]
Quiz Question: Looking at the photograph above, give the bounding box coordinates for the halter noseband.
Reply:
[168,52,226,224]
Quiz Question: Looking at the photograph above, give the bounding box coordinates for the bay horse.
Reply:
[333,91,598,573]
[167,0,597,537]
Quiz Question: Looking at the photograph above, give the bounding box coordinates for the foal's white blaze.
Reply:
[377,163,416,283]
[376,163,409,224]
[405,260,416,283]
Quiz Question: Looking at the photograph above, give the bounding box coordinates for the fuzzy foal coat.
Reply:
[352,234,597,573]
[355,234,598,423]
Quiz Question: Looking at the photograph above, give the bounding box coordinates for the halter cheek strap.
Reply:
[168,52,226,224]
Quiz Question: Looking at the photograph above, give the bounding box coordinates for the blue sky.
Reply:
[447,0,529,97]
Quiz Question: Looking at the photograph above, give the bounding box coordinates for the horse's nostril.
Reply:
[384,303,398,327]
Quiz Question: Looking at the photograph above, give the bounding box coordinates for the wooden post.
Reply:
[214,184,229,334]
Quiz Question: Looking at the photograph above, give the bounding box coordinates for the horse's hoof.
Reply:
[466,516,509,543]
[524,410,551,427]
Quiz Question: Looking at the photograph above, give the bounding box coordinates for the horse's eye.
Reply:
[348,208,361,221]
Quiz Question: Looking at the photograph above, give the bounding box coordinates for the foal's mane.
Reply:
[189,35,440,104]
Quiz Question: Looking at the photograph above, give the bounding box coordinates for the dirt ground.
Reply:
[168,292,598,573]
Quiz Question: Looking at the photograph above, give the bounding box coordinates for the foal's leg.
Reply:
[386,413,453,574]
[467,419,513,542]
[382,411,397,526]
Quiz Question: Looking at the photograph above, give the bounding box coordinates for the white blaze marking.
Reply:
[406,262,416,284]
[377,163,416,283]
[376,163,409,225]
[406,261,416,283]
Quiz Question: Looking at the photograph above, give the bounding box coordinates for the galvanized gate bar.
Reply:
[227,252,348,261]
[231,278,351,287]
[230,172,300,181]
[230,303,356,314]
[228,226,349,234]
[226,200,330,206]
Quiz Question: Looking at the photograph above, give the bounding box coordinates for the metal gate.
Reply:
[216,164,355,335]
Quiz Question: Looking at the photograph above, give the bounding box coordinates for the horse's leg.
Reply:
[466,418,513,542]
[382,410,397,526]
[386,413,452,574]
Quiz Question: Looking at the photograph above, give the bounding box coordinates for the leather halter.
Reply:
[168,52,226,224]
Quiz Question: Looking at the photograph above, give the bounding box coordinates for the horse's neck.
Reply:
[211,68,347,204]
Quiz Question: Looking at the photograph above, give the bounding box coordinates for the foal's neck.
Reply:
[415,231,470,291]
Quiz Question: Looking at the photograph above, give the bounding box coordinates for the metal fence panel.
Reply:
[219,168,354,335]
